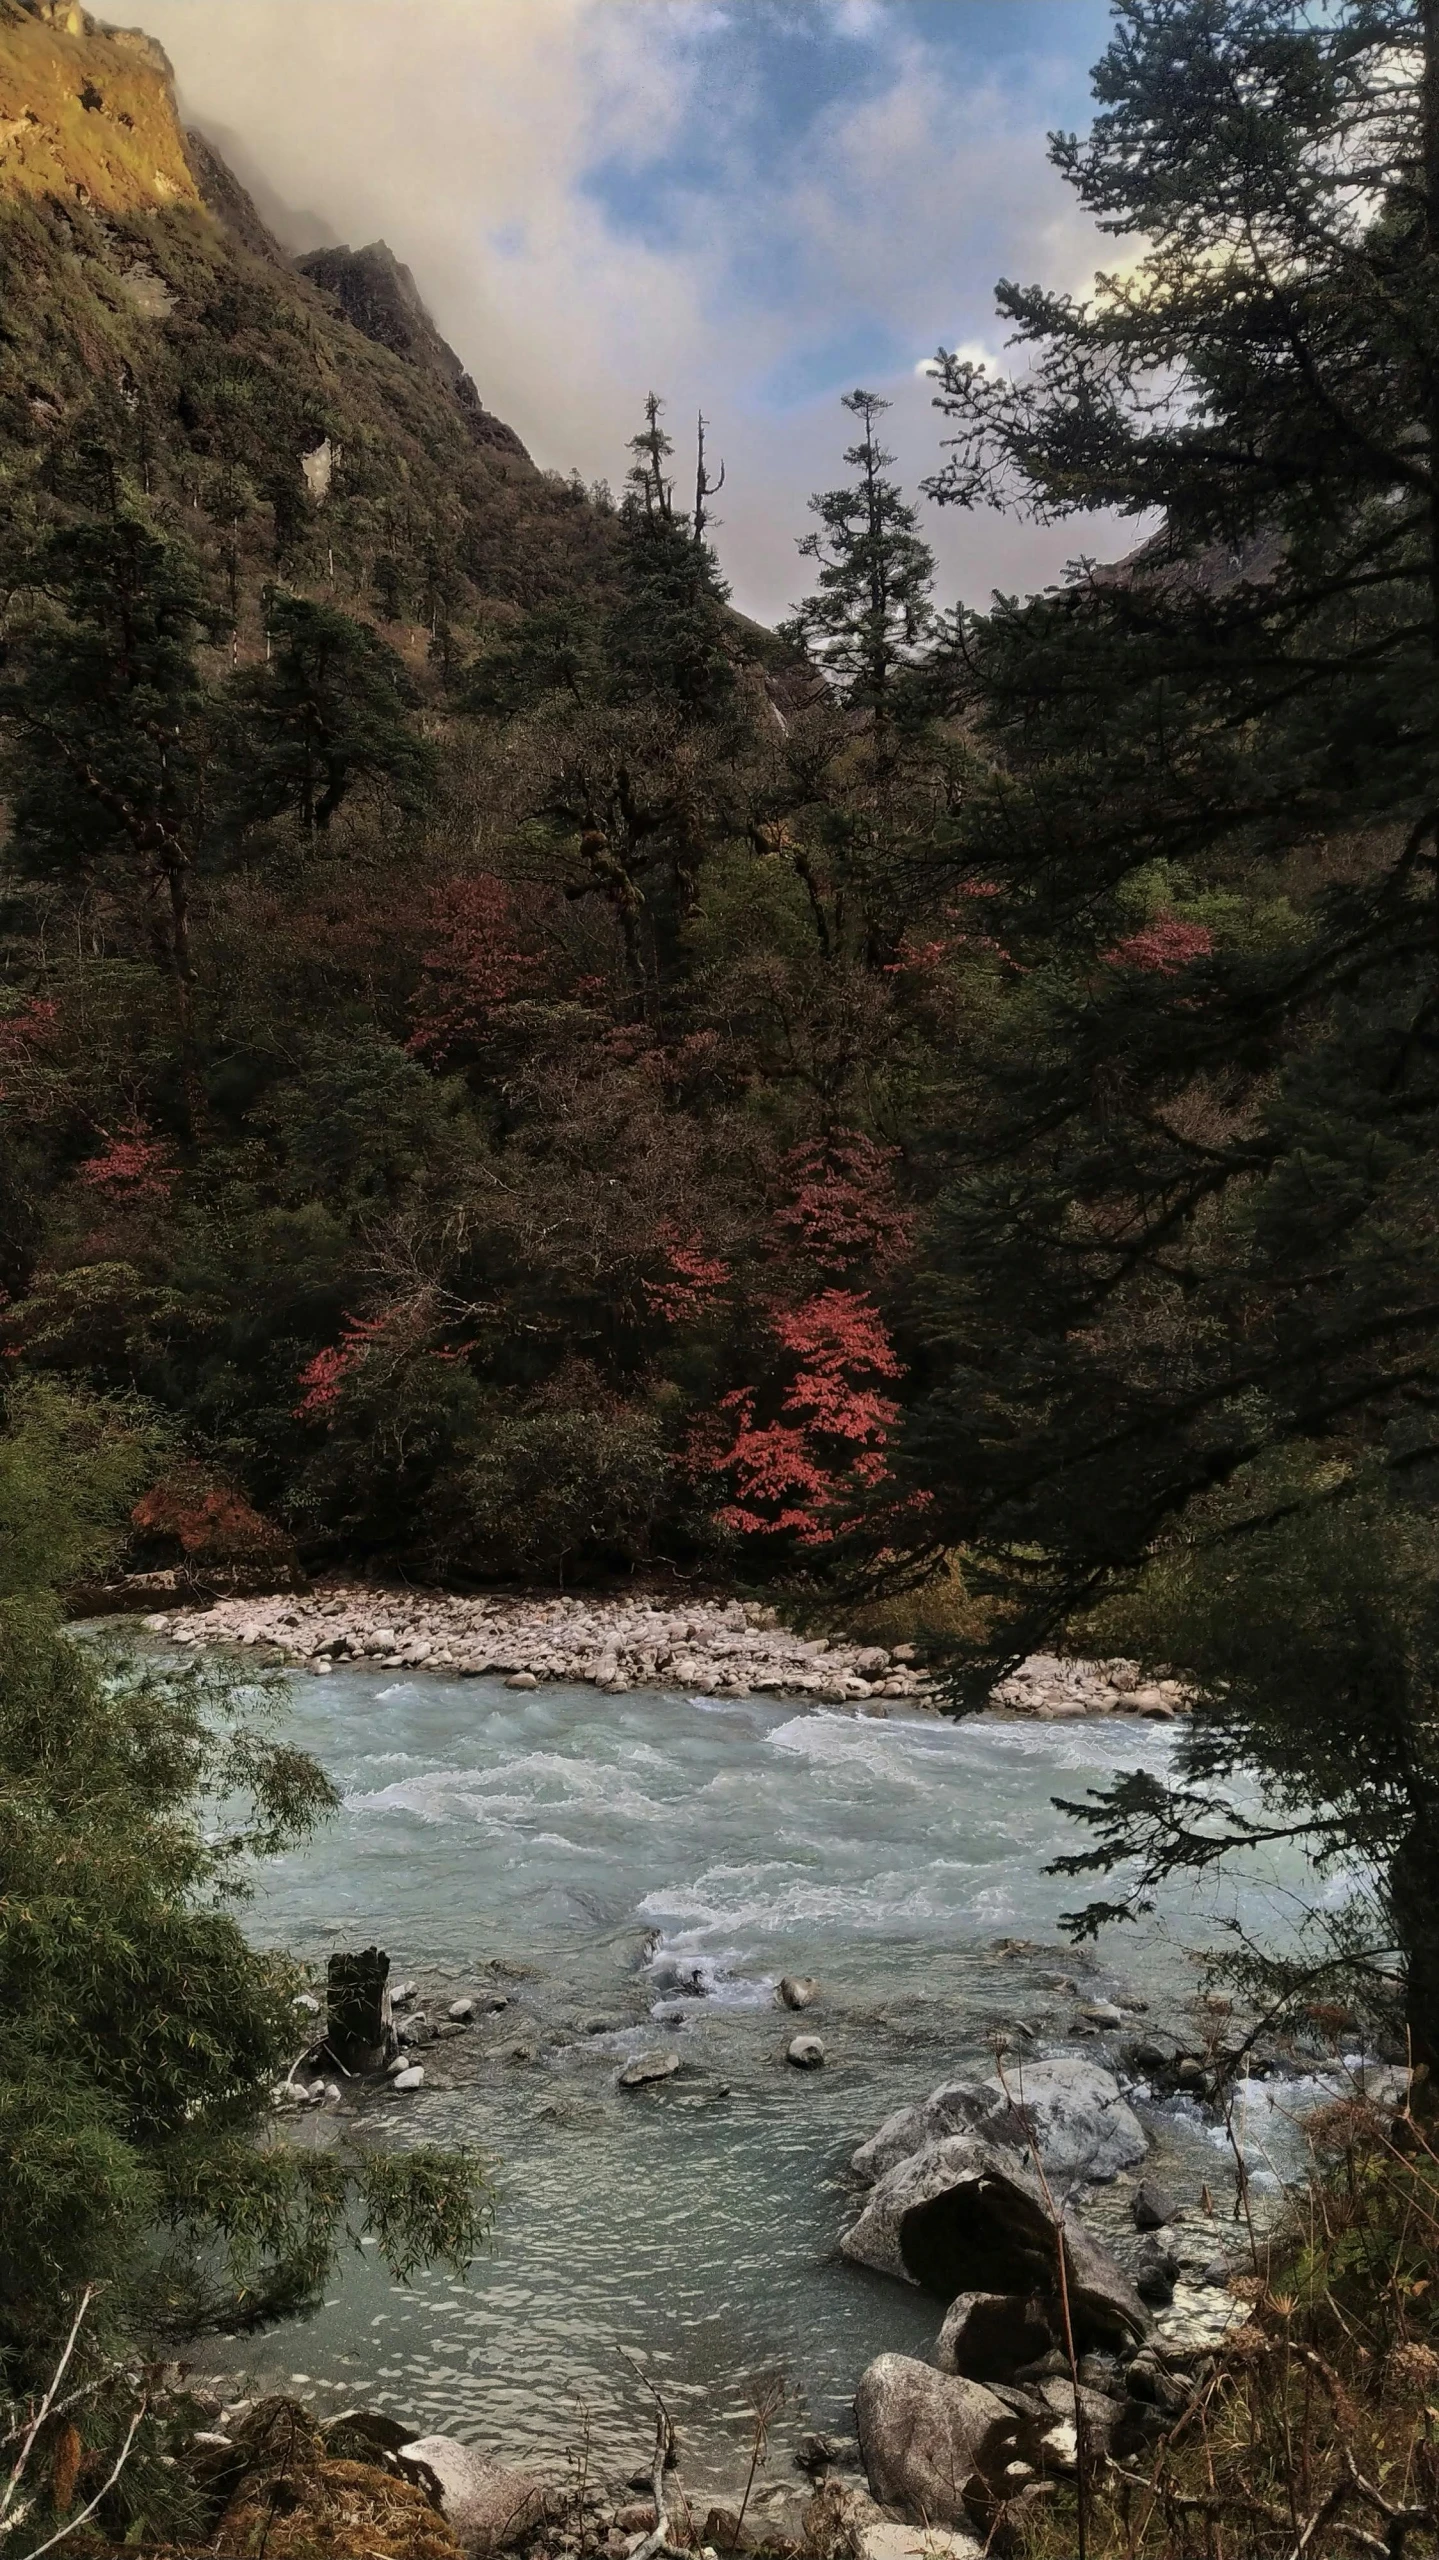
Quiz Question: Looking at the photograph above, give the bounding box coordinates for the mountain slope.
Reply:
[0,0,617,660]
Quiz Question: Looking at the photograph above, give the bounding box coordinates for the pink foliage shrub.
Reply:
[76,1119,177,1201]
[1103,913,1214,974]
[408,875,547,1062]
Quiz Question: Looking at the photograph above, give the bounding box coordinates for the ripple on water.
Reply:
[201,1665,1324,2489]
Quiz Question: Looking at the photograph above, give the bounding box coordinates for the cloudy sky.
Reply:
[138,0,1127,624]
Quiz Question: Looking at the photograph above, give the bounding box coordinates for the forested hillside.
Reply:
[0,0,972,1591]
[19,1,1439,2537]
[11,0,1439,2104]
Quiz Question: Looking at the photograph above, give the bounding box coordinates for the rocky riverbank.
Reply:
[137,1582,1191,1718]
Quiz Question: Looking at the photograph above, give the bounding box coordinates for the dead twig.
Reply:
[9,2399,147,2560]
[0,2290,96,2535]
[618,2353,682,2560]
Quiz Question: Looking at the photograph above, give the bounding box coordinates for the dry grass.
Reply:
[829,1553,995,1655]
[0,7,201,217]
[1017,2100,1439,2559]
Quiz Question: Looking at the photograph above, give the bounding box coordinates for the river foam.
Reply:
[194,1663,1322,2495]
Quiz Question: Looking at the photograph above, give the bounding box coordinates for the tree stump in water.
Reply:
[327,1946,395,2072]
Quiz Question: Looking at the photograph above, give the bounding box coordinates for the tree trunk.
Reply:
[1389,1818,1439,2098]
[327,1946,396,2074]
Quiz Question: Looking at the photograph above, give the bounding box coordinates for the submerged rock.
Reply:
[618,2050,680,2088]
[779,1974,820,2010]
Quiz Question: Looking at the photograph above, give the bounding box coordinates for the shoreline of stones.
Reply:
[136,1581,1192,1719]
[833,2056,1263,2546]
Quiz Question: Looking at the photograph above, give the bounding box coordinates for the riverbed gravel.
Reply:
[138,1584,1191,1716]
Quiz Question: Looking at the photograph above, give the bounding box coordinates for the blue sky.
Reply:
[142,0,1127,618]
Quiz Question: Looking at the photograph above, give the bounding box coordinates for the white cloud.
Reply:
[137,0,1130,621]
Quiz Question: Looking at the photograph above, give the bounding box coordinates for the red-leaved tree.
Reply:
[293,1311,393,1419]
[408,875,548,1064]
[698,1287,904,1543]
[76,1118,177,1202]
[678,1130,915,1545]
[1103,913,1214,974]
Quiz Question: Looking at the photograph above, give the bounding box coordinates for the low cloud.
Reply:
[139,0,1132,619]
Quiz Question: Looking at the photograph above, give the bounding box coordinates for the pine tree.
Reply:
[608,393,735,717]
[1,514,214,1000]
[787,390,934,724]
[898,0,1439,2072]
[224,595,436,835]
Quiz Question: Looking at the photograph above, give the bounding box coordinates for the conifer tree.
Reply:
[608,393,734,717]
[787,390,934,723]
[899,0,1439,2071]
[1,515,213,998]
[224,595,436,835]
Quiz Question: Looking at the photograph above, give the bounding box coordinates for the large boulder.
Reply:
[841,2136,1149,2354]
[397,2439,550,2557]
[969,2059,1148,2184]
[851,2061,1145,2189]
[853,2356,1023,2529]
[850,2084,989,2185]
[1027,2378,1125,2474]
[935,2291,1053,2384]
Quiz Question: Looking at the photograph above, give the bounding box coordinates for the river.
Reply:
[198,1664,1337,2505]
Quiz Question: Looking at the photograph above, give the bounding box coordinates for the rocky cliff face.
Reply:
[0,0,614,655]
[1,0,531,466]
[296,240,529,460]
[0,0,200,214]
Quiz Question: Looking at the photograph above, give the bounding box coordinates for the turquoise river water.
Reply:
[187,1664,1339,2503]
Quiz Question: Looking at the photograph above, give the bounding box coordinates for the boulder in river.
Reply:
[850,2058,1146,2189]
[618,2050,680,2088]
[398,2437,550,2556]
[779,1975,820,2010]
[326,1946,395,2074]
[1134,2234,1182,2305]
[935,2291,1054,2385]
[850,2085,989,2186]
[841,2135,1150,2354]
[853,2355,1025,2530]
[968,2057,1148,2184]
[788,2034,826,2069]
[1132,2179,1179,2230]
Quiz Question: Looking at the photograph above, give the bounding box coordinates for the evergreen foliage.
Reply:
[898,0,1439,2066]
[1,514,215,991]
[21,0,1439,2075]
[223,595,437,834]
[0,1380,489,2400]
[786,390,934,721]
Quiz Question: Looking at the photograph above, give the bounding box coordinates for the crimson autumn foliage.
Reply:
[0,92,1227,1589]
[696,1290,904,1545]
[131,1463,292,1565]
